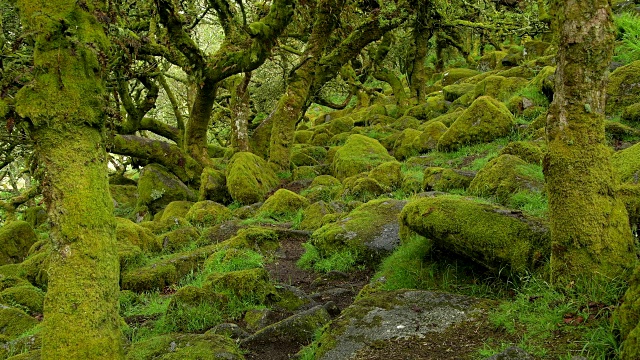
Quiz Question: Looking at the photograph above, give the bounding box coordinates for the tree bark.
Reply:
[14,0,123,358]
[544,0,636,285]
[231,72,252,152]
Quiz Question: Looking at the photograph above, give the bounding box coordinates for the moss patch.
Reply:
[332,135,395,180]
[226,152,279,205]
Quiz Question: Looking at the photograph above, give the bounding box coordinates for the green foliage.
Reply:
[615,12,640,65]
[297,243,358,273]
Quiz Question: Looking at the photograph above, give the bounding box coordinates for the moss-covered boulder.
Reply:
[613,142,640,183]
[164,285,227,332]
[413,121,448,153]
[468,154,545,204]
[607,60,640,115]
[441,68,481,86]
[0,221,37,266]
[116,217,162,254]
[389,115,421,131]
[473,75,529,102]
[159,201,193,223]
[185,201,233,227]
[421,109,464,128]
[311,199,406,266]
[614,264,640,360]
[125,333,244,360]
[199,167,231,204]
[342,176,387,201]
[110,185,138,219]
[368,161,402,191]
[400,195,549,273]
[423,167,475,192]
[303,175,343,203]
[203,268,276,303]
[622,103,640,123]
[0,284,44,315]
[438,96,515,151]
[299,201,342,231]
[393,128,423,160]
[159,226,200,252]
[292,165,321,181]
[499,141,545,165]
[523,40,552,60]
[477,51,508,71]
[309,289,483,360]
[403,96,449,121]
[332,135,395,180]
[258,189,309,219]
[443,83,475,102]
[0,307,38,338]
[226,152,279,205]
[136,164,197,217]
[294,130,314,144]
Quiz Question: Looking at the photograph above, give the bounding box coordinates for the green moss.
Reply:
[499,141,546,165]
[400,195,550,274]
[258,189,309,220]
[438,96,515,151]
[203,268,276,303]
[159,226,200,252]
[0,307,38,338]
[403,95,449,121]
[294,130,314,144]
[293,166,320,180]
[368,161,402,191]
[342,177,387,202]
[136,164,197,216]
[116,217,162,253]
[198,168,231,204]
[392,129,422,161]
[159,201,193,223]
[613,142,640,183]
[332,135,395,180]
[0,285,45,315]
[0,221,37,266]
[615,265,640,358]
[622,103,640,123]
[328,117,354,135]
[185,201,233,227]
[606,60,640,115]
[441,68,481,86]
[468,154,545,204]
[204,248,264,273]
[298,201,340,231]
[164,286,226,332]
[413,121,448,154]
[473,75,529,102]
[422,167,475,192]
[310,198,405,266]
[389,116,420,131]
[477,51,508,71]
[443,83,475,102]
[226,152,279,205]
[497,65,537,79]
[125,333,243,359]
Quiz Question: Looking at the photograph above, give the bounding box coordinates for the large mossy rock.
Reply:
[400,195,549,274]
[393,128,423,160]
[226,152,279,205]
[199,167,231,204]
[185,201,233,227]
[607,60,640,115]
[423,167,475,192]
[310,289,483,360]
[0,221,37,266]
[332,134,395,180]
[467,154,545,204]
[438,96,515,151]
[203,268,276,303]
[0,284,44,315]
[258,189,309,218]
[613,142,640,183]
[441,68,481,86]
[298,201,343,231]
[115,217,162,253]
[473,75,529,102]
[311,199,406,265]
[304,175,343,203]
[136,164,197,216]
[125,333,244,360]
[0,306,38,338]
[403,95,449,121]
[616,265,640,360]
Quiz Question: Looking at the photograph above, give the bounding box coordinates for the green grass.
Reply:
[484,275,629,359]
[615,12,640,65]
[297,243,359,273]
[507,190,548,218]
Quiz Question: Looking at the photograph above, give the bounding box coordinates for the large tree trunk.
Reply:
[231,73,252,152]
[15,0,123,358]
[268,0,346,169]
[544,0,636,285]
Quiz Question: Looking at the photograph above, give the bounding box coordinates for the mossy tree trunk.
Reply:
[268,0,346,169]
[544,0,636,285]
[14,0,123,358]
[231,72,252,152]
[409,1,437,104]
[371,34,409,106]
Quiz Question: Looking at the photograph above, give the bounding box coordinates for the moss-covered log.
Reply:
[544,0,636,285]
[14,0,123,358]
